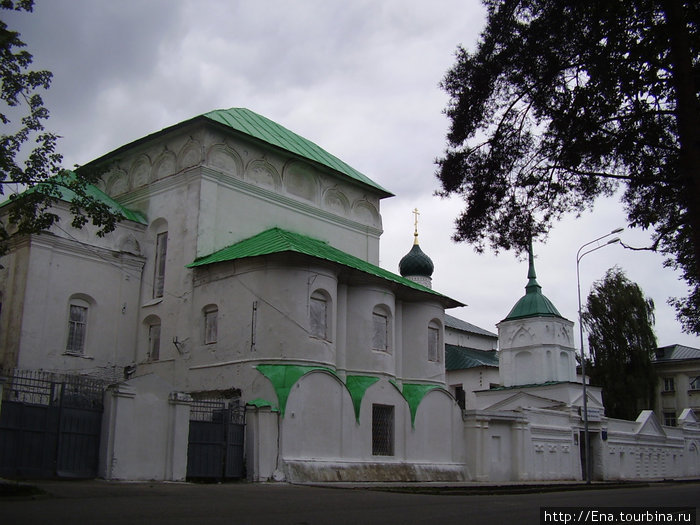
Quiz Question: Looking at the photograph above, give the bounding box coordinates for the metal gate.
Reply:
[0,370,105,479]
[187,399,245,480]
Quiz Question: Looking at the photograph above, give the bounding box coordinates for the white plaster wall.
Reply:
[0,205,145,378]
[497,316,577,387]
[100,374,190,481]
[447,367,501,409]
[345,286,397,377]
[400,301,445,383]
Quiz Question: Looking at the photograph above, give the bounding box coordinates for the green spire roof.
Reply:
[203,108,393,197]
[503,242,563,321]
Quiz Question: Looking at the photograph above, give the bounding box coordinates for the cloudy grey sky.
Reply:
[5,0,699,350]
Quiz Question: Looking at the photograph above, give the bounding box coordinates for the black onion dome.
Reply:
[399,243,434,278]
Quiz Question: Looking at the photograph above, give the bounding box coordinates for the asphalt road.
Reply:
[1,480,698,525]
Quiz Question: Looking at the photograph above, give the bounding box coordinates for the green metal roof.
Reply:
[0,171,147,225]
[503,243,564,321]
[203,108,393,197]
[445,344,499,371]
[187,227,461,305]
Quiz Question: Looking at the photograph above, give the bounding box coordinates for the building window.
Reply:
[66,302,88,354]
[153,231,167,298]
[664,411,677,427]
[428,321,440,362]
[372,404,394,456]
[454,385,466,410]
[663,377,675,392]
[690,376,700,391]
[309,290,328,339]
[148,322,161,361]
[204,306,218,344]
[372,307,390,352]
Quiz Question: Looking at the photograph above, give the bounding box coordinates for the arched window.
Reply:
[203,304,218,344]
[309,289,331,340]
[428,320,441,362]
[66,298,90,355]
[372,305,392,353]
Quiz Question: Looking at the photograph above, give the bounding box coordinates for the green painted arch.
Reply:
[389,380,446,427]
[255,364,381,422]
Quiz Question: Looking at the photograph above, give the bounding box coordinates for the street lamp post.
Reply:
[576,228,623,484]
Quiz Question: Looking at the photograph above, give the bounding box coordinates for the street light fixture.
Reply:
[576,228,623,484]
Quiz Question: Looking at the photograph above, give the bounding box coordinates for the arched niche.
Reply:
[283,160,320,203]
[206,144,243,178]
[152,150,177,181]
[322,188,350,216]
[245,159,281,190]
[351,200,381,227]
[106,169,129,196]
[129,154,152,189]
[178,139,202,170]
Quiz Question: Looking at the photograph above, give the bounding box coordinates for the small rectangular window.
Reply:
[663,411,677,427]
[310,295,327,339]
[153,232,167,299]
[204,309,218,344]
[689,376,700,391]
[663,377,675,392]
[149,324,161,360]
[66,305,88,354]
[372,404,394,456]
[372,312,388,351]
[454,385,466,410]
[428,326,440,362]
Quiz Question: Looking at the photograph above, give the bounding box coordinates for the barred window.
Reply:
[372,404,394,456]
[66,302,88,354]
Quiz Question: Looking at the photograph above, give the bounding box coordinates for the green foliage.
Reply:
[0,1,120,255]
[582,267,657,420]
[437,0,700,333]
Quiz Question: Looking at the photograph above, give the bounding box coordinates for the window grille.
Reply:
[372,404,394,456]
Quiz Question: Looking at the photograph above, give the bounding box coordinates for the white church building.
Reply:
[0,108,698,482]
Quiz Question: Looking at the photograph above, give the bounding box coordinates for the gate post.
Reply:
[166,392,192,481]
[99,384,136,480]
[245,403,279,481]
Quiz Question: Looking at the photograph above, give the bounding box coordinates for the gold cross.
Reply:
[413,208,420,243]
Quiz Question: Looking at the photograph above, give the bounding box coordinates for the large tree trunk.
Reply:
[662,0,700,280]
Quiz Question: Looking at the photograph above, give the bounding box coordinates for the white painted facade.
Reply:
[1,108,698,483]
